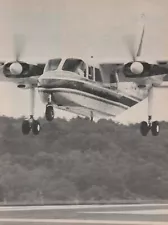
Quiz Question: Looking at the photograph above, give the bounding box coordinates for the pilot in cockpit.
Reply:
[76,61,86,77]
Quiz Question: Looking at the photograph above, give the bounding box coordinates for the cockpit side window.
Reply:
[88,66,93,80]
[95,68,102,82]
[45,58,62,72]
[110,72,118,83]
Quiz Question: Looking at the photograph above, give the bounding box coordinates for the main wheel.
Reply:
[151,121,160,136]
[22,119,31,135]
[140,121,149,136]
[45,105,54,121]
[32,120,41,135]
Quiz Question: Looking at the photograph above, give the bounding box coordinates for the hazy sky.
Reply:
[0,0,168,124]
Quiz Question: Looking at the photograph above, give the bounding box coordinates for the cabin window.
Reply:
[95,68,102,82]
[110,73,118,83]
[88,66,93,80]
[45,58,62,72]
[62,59,86,77]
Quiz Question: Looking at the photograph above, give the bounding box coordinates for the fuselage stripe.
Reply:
[39,79,138,108]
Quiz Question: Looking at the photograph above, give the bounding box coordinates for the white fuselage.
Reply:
[1,57,166,119]
[38,71,129,118]
[37,57,166,119]
[38,71,155,118]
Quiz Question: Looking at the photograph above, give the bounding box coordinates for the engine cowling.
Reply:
[3,61,30,78]
[123,61,151,78]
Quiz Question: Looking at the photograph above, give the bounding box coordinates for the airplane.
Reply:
[1,14,168,136]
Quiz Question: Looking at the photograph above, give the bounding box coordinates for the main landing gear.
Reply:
[22,116,41,135]
[140,118,159,136]
[140,87,160,136]
[45,94,54,121]
[22,87,41,135]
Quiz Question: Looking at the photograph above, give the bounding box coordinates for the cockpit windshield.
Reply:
[62,58,86,77]
[44,58,62,72]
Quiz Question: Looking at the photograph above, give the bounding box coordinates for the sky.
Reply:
[0,0,168,124]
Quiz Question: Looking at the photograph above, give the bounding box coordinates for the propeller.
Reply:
[124,14,146,75]
[125,14,145,60]
[10,34,25,75]
[125,34,137,61]
[13,34,25,61]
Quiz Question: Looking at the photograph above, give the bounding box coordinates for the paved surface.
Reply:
[0,204,167,224]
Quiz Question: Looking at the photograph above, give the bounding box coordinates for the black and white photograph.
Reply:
[0,0,168,224]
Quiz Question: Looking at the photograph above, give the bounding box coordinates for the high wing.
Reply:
[99,61,168,78]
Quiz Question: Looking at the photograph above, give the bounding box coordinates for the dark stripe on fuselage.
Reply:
[51,89,127,109]
[39,79,138,107]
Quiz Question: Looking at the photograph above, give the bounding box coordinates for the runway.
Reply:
[0,203,168,224]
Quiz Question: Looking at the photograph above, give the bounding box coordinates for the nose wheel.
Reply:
[45,104,54,121]
[45,94,54,121]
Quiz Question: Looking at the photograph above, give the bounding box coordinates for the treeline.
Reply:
[0,116,168,203]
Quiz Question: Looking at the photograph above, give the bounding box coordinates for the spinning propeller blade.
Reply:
[125,13,146,61]
[136,13,145,58]
[13,34,25,61]
[125,34,136,61]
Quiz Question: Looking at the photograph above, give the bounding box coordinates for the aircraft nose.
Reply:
[38,70,81,87]
[38,71,60,87]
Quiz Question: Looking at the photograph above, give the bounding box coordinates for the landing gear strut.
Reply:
[45,94,54,121]
[22,88,41,135]
[90,111,93,122]
[140,87,160,136]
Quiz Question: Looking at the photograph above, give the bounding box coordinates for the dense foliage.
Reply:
[0,116,168,203]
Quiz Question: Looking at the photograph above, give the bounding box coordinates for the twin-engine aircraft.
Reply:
[1,14,168,136]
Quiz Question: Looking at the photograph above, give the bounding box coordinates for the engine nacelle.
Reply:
[123,61,151,78]
[3,61,30,78]
[3,61,45,78]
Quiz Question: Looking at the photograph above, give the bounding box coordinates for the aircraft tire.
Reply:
[151,121,160,136]
[140,121,149,136]
[22,119,31,135]
[32,120,41,135]
[45,105,54,121]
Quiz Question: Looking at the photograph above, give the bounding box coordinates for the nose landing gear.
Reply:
[45,104,54,121]
[45,94,54,121]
